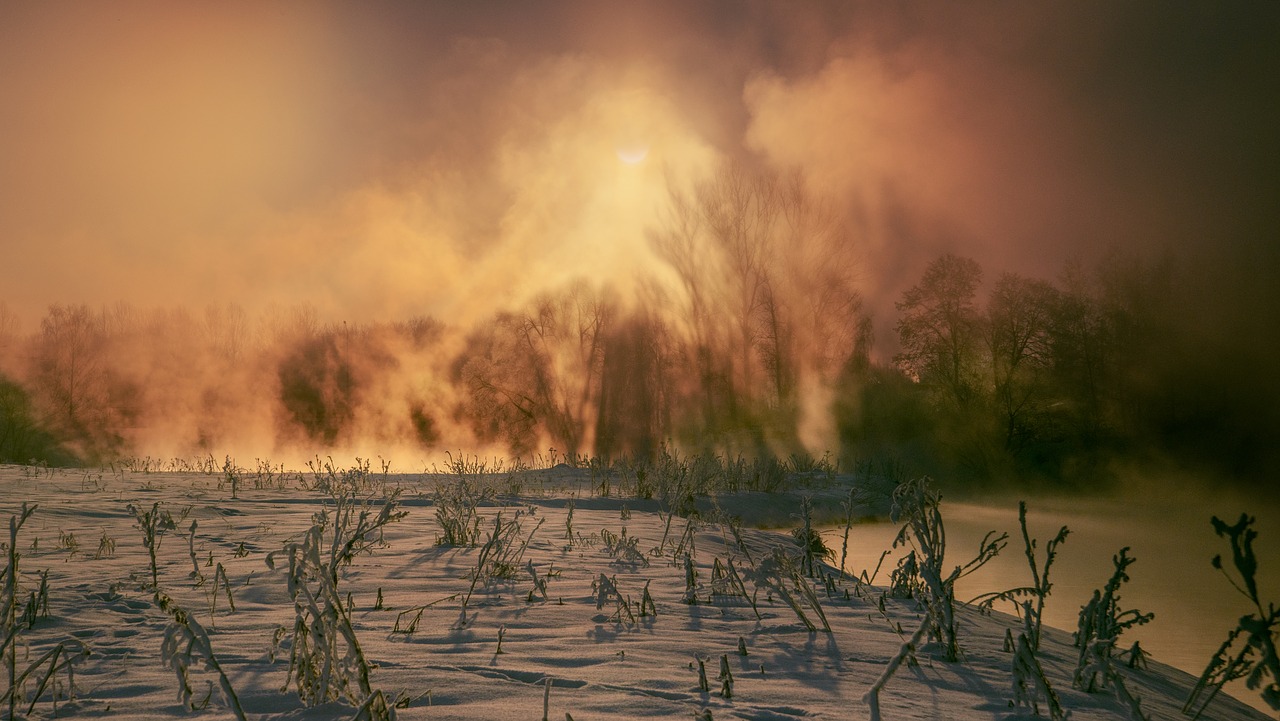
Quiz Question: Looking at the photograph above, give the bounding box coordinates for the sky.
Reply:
[2,1,1278,350]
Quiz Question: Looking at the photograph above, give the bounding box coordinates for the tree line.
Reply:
[840,250,1279,490]
[0,165,867,467]
[1,163,1273,492]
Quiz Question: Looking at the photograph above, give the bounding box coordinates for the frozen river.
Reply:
[824,483,1280,711]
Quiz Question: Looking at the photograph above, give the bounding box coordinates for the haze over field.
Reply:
[1,2,1278,492]
[2,7,1280,717]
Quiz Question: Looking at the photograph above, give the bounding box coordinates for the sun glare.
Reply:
[616,142,649,164]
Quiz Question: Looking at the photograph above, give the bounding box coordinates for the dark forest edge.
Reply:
[1,245,1276,499]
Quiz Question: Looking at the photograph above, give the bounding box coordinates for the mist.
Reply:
[1,3,1277,493]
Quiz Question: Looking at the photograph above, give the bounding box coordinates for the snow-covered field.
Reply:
[0,462,1268,720]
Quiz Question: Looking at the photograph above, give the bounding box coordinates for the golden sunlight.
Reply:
[615,142,650,164]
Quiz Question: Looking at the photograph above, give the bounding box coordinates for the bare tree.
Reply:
[454,282,614,458]
[0,303,19,372]
[895,254,984,410]
[649,180,725,428]
[520,282,613,457]
[697,162,778,399]
[985,273,1058,452]
[595,309,673,460]
[651,162,866,448]
[202,303,251,364]
[31,304,108,437]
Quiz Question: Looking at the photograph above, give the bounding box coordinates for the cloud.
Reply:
[2,1,1276,352]
[0,6,719,328]
[739,4,1280,353]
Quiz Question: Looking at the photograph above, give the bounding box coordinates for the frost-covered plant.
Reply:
[1072,547,1152,720]
[973,501,1069,651]
[456,511,543,627]
[434,476,490,547]
[128,501,176,590]
[1073,547,1153,686]
[592,573,635,624]
[639,580,657,618]
[888,550,922,599]
[474,512,543,586]
[184,520,204,583]
[863,619,930,721]
[93,530,116,560]
[600,527,648,567]
[222,455,240,499]
[670,517,699,562]
[55,529,79,559]
[891,476,1007,662]
[967,503,1069,719]
[156,590,246,720]
[2,504,88,719]
[526,561,553,602]
[206,562,236,621]
[590,575,656,624]
[682,555,699,605]
[18,569,50,630]
[267,490,406,715]
[865,478,1007,717]
[1184,513,1280,719]
[709,556,759,616]
[304,456,391,498]
[744,547,830,633]
[1009,605,1066,720]
[252,457,280,489]
[392,593,459,635]
[718,654,733,698]
[837,486,857,581]
[790,495,832,577]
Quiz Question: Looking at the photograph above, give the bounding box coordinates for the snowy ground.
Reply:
[0,462,1268,720]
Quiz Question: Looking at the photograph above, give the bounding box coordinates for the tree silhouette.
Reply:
[32,304,107,438]
[985,273,1058,453]
[894,254,983,411]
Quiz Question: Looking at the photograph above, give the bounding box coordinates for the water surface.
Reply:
[824,485,1279,711]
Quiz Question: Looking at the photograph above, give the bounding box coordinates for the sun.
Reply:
[616,142,649,165]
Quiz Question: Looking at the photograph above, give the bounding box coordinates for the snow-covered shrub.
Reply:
[434,476,490,546]
[267,489,406,715]
[221,454,240,499]
[128,501,176,589]
[155,590,246,720]
[600,527,648,567]
[1184,513,1280,719]
[790,495,832,577]
[744,547,830,633]
[456,511,543,626]
[1072,547,1153,720]
[303,456,393,498]
[891,476,1006,661]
